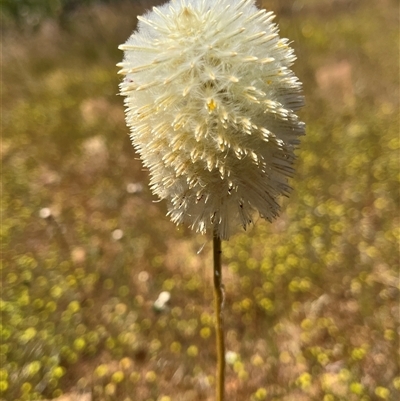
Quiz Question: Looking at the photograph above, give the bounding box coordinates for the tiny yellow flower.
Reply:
[145,371,157,383]
[111,371,125,383]
[187,345,199,357]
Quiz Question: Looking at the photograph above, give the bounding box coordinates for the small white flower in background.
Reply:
[39,207,52,219]
[111,228,124,240]
[225,350,239,365]
[153,291,171,312]
[118,0,305,239]
[126,182,143,194]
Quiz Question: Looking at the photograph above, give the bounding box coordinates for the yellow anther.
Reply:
[207,99,217,112]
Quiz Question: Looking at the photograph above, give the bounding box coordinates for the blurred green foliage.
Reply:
[2,0,399,400]
[1,0,121,27]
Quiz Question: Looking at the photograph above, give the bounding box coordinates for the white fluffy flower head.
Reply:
[118,0,305,239]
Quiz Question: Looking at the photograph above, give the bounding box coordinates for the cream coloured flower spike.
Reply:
[118,0,305,239]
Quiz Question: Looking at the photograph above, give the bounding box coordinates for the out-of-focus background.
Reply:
[2,0,399,400]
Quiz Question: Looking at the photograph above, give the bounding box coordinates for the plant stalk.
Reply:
[213,231,225,401]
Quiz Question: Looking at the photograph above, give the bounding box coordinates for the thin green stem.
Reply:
[213,231,225,401]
